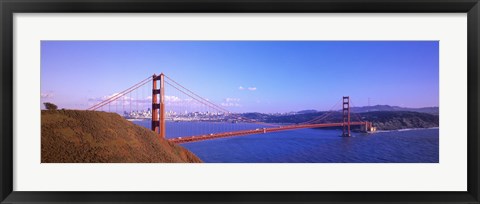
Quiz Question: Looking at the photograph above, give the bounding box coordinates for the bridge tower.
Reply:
[342,96,351,137]
[152,73,166,139]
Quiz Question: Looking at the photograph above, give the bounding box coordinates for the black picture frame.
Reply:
[1,0,479,203]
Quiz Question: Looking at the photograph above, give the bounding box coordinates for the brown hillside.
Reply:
[41,110,202,163]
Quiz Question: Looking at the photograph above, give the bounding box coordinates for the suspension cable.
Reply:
[301,98,342,124]
[88,75,152,110]
[164,74,231,113]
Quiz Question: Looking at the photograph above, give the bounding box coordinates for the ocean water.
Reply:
[132,120,439,163]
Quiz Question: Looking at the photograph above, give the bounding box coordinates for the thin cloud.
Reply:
[95,93,120,101]
[222,98,241,107]
[221,102,241,107]
[165,95,181,102]
[41,92,53,99]
[225,98,240,102]
[239,86,257,91]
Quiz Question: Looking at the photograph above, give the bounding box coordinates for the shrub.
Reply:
[43,102,58,110]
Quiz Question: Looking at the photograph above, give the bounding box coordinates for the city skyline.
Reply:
[41,41,439,113]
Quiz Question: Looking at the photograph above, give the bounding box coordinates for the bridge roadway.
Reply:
[168,121,368,144]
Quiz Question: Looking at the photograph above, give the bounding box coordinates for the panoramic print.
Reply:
[41,41,439,163]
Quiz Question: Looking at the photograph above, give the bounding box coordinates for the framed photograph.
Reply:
[1,0,479,203]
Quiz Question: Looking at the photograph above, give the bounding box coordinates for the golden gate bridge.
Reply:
[87,73,376,144]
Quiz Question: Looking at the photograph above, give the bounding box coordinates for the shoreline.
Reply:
[374,126,439,133]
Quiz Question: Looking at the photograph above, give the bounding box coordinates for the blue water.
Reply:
[132,120,439,163]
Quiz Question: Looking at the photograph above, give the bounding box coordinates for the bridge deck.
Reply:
[168,122,367,144]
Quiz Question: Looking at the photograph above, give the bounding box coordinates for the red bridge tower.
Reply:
[342,96,351,137]
[152,73,166,139]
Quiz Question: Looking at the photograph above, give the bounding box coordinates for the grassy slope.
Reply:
[41,110,202,163]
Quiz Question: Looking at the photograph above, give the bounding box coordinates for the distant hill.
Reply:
[41,110,202,163]
[294,105,438,115]
[241,111,438,130]
[356,111,439,130]
[296,109,318,114]
[349,105,439,115]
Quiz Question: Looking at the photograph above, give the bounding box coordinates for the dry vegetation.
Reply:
[41,110,202,163]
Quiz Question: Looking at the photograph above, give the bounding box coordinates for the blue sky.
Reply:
[41,41,439,113]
